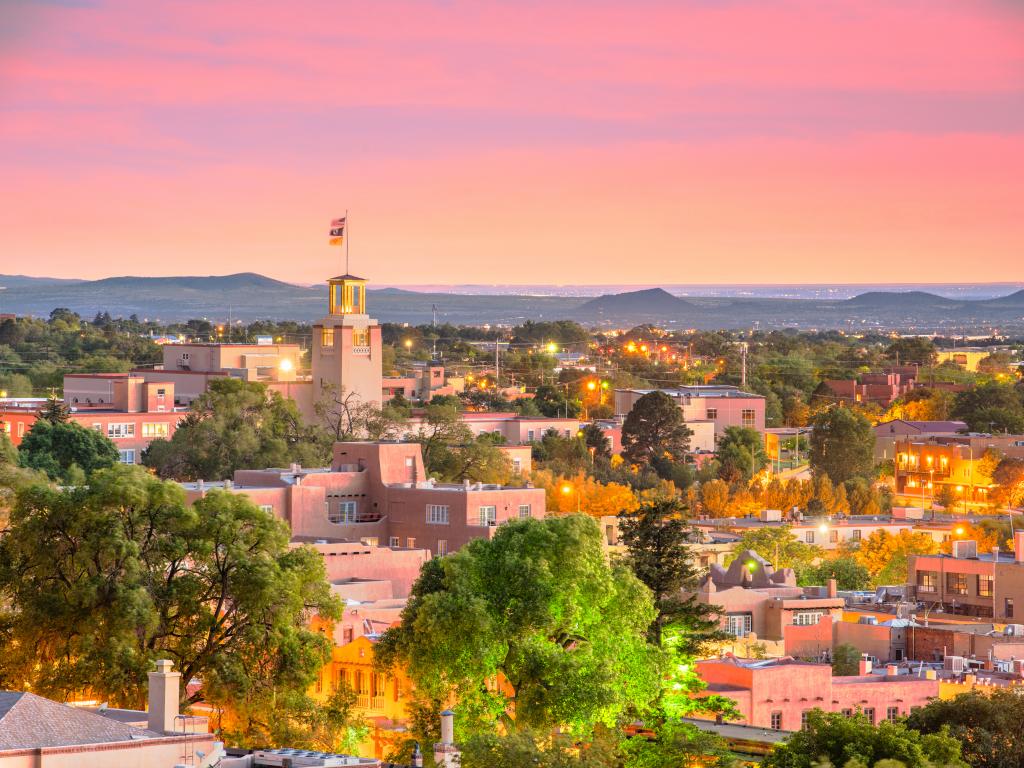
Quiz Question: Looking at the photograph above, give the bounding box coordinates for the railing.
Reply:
[352,346,371,355]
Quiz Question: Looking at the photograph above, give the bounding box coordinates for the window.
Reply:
[793,611,824,626]
[427,504,450,524]
[979,575,994,597]
[141,422,169,438]
[863,707,875,724]
[512,458,522,473]
[407,537,416,548]
[321,328,335,347]
[805,531,815,544]
[437,539,448,556]
[259,504,273,514]
[478,505,497,526]
[156,388,166,396]
[1006,598,1014,619]
[770,711,782,730]
[887,707,899,722]
[741,409,756,428]
[518,504,532,519]
[841,708,854,718]
[361,537,378,547]
[527,429,536,442]
[947,572,968,595]
[852,529,862,541]
[725,613,752,637]
[17,422,25,437]
[118,449,136,464]
[706,408,718,420]
[829,529,839,544]
[329,500,357,523]
[352,328,369,347]
[389,536,400,547]
[107,422,136,439]
[801,711,811,729]
[91,422,102,431]
[917,571,938,593]
[342,627,354,644]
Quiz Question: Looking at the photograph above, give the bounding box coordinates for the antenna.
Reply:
[432,303,438,327]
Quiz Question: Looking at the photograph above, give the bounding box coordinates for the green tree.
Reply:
[906,689,1024,768]
[621,392,693,470]
[409,404,512,482]
[619,500,727,652]
[730,525,822,572]
[885,337,937,366]
[0,466,340,743]
[18,419,118,483]
[810,406,876,484]
[764,710,966,768]
[952,381,1024,434]
[375,516,662,735]
[39,395,71,424]
[799,557,871,591]
[831,643,862,675]
[0,430,16,468]
[716,426,768,483]
[458,728,623,768]
[622,719,735,768]
[143,378,327,480]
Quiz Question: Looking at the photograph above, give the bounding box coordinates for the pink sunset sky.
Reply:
[1,0,1022,286]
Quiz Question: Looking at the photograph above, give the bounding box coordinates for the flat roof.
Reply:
[680,717,792,745]
[619,385,764,399]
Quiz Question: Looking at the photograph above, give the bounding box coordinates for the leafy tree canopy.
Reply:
[621,392,692,471]
[18,419,118,483]
[810,406,876,485]
[143,378,327,480]
[375,516,662,736]
[0,466,341,748]
[764,710,965,768]
[906,689,1024,768]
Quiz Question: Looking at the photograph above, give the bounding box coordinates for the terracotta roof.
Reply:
[0,691,156,750]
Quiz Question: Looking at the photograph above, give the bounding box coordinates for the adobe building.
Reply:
[182,440,546,557]
[873,419,968,463]
[895,434,1024,506]
[695,655,939,731]
[694,549,844,656]
[908,532,1024,620]
[614,385,765,443]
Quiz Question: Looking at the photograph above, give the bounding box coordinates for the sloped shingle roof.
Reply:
[0,691,155,750]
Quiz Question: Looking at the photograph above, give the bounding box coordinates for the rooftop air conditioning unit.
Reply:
[944,655,965,673]
[952,540,978,559]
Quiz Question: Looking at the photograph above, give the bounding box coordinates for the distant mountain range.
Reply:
[1,273,1023,332]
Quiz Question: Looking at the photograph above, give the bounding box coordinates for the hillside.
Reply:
[1,274,1023,332]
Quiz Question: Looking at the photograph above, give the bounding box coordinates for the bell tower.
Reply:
[311,273,383,408]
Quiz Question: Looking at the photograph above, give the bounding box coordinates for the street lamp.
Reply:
[560,483,581,514]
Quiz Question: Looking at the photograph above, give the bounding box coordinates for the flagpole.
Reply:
[345,209,350,274]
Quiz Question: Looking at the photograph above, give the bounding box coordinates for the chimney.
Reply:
[827,578,838,598]
[434,709,460,768]
[440,709,454,745]
[1015,531,1024,563]
[858,657,872,675]
[147,659,181,734]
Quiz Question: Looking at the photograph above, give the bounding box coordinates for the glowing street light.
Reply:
[404,339,413,350]
[279,358,294,373]
[560,483,581,514]
[546,342,558,353]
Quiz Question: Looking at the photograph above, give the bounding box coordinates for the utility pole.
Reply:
[739,342,748,388]
[495,338,500,389]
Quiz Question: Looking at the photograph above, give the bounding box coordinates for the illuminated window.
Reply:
[917,571,938,593]
[979,575,994,597]
[352,328,370,347]
[946,572,967,595]
[142,422,169,438]
[741,409,756,428]
[437,539,448,556]
[322,328,335,347]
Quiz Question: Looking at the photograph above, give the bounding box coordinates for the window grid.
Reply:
[427,504,450,524]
